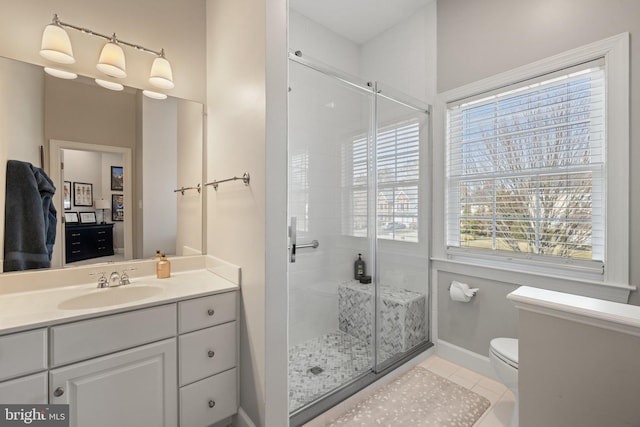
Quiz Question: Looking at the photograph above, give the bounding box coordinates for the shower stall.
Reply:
[287,52,432,425]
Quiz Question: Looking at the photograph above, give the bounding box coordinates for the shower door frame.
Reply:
[287,51,433,427]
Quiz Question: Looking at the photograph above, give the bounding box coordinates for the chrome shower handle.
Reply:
[289,217,319,263]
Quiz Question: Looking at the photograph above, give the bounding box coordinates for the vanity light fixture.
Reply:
[44,67,77,80]
[39,14,173,96]
[148,50,174,89]
[95,79,124,91]
[96,35,127,78]
[142,90,167,100]
[39,15,75,64]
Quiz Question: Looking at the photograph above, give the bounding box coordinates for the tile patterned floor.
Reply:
[288,331,375,412]
[303,355,515,427]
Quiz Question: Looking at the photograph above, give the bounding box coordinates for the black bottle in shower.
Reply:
[354,253,365,280]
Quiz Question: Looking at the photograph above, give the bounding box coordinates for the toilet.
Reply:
[489,338,519,427]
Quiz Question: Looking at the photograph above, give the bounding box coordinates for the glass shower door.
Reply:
[287,58,376,414]
[373,88,430,371]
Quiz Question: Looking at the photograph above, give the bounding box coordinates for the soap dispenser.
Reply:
[354,253,365,280]
[156,253,171,279]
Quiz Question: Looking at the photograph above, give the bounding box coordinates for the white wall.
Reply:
[289,11,361,76]
[142,96,177,258]
[206,0,268,425]
[176,99,204,256]
[360,2,436,104]
[0,0,206,103]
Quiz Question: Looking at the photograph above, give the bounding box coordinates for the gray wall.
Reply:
[438,271,518,356]
[519,311,640,427]
[436,0,640,357]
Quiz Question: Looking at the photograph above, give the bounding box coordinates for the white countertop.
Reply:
[508,286,640,337]
[0,269,239,334]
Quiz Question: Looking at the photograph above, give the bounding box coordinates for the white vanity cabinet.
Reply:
[50,339,177,427]
[0,287,239,427]
[49,304,178,427]
[178,292,238,426]
[0,328,48,404]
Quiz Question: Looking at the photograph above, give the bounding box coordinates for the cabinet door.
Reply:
[0,372,47,404]
[50,339,177,427]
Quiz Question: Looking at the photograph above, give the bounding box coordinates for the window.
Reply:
[440,33,629,286]
[344,119,421,242]
[448,61,604,266]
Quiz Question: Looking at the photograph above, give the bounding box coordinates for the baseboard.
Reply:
[437,339,498,381]
[235,407,257,427]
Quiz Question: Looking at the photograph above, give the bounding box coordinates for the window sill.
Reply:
[431,256,634,303]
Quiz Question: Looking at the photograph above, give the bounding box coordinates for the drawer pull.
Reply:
[54,387,65,397]
[208,400,216,408]
[207,350,215,358]
[207,308,215,316]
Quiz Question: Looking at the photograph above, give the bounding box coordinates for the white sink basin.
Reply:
[58,285,164,310]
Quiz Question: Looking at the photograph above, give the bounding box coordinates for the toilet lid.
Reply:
[490,338,518,368]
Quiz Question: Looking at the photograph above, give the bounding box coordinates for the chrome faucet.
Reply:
[109,271,122,287]
[91,272,108,288]
[91,268,137,288]
[119,268,136,286]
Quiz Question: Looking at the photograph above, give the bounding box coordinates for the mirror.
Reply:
[0,55,204,273]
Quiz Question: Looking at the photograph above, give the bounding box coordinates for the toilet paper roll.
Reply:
[449,280,479,302]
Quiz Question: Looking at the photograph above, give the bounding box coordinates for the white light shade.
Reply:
[94,199,110,210]
[97,42,127,78]
[149,56,174,89]
[95,79,124,91]
[142,90,167,100]
[44,67,77,80]
[40,24,75,64]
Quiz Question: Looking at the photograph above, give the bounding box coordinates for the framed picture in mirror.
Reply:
[111,166,123,191]
[73,182,93,207]
[64,212,79,224]
[112,194,124,221]
[63,181,71,210]
[79,212,97,224]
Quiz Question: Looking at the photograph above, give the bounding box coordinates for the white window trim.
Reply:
[432,33,631,291]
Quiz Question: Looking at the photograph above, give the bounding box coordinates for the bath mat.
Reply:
[327,366,490,427]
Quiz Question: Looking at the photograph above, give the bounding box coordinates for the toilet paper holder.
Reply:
[448,280,479,302]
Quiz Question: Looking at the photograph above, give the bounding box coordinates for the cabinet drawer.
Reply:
[180,368,237,427]
[51,304,176,366]
[179,322,236,386]
[0,372,47,404]
[0,329,47,381]
[178,292,237,333]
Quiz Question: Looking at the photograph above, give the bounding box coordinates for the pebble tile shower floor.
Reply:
[288,330,391,412]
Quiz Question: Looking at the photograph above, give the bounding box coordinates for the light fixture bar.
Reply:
[51,14,164,57]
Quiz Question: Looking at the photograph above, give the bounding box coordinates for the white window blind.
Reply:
[446,61,605,265]
[345,119,420,242]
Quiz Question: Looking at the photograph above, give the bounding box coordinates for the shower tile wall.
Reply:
[288,61,371,346]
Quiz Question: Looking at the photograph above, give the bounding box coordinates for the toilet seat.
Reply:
[490,338,518,369]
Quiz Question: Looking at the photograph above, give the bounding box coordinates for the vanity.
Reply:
[0,264,239,427]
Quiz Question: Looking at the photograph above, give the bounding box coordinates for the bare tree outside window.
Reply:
[449,65,605,261]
